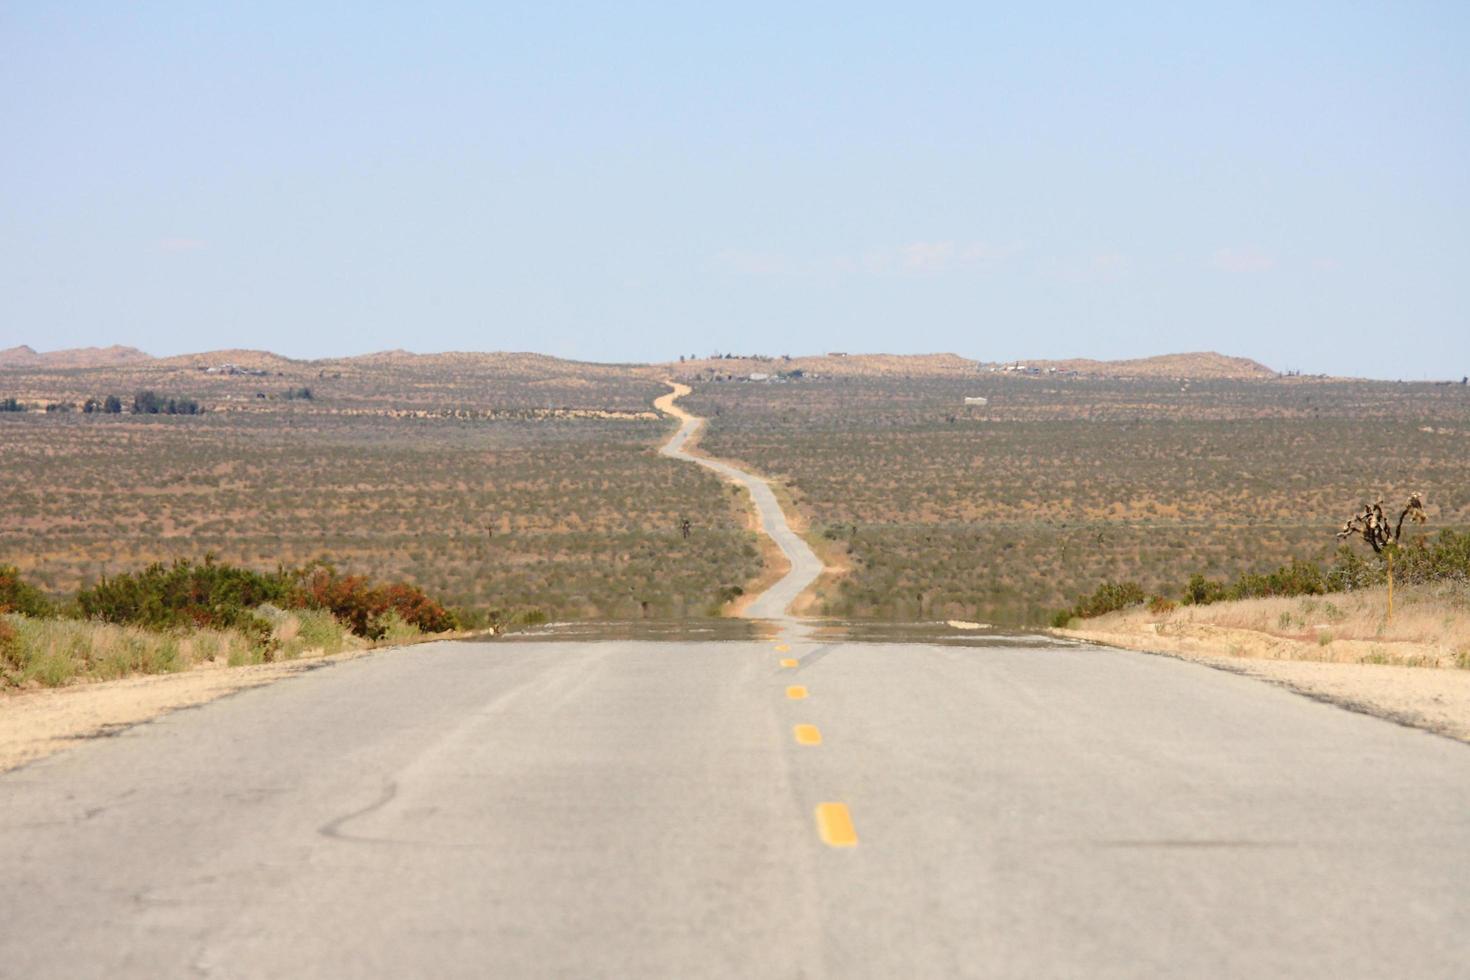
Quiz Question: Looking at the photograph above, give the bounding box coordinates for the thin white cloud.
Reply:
[899,241,957,273]
[896,241,1012,274]
[714,241,1013,278]
[1209,247,1274,273]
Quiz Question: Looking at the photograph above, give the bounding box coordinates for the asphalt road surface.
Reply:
[5,635,1470,978]
[5,394,1470,977]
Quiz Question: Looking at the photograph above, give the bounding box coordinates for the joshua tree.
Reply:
[679,517,692,540]
[1336,493,1427,619]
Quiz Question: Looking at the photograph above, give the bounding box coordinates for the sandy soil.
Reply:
[1060,613,1470,743]
[0,647,391,773]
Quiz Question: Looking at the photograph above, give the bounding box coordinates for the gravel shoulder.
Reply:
[1059,621,1470,742]
[0,637,472,773]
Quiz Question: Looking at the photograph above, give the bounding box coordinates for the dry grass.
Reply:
[0,360,763,621]
[0,607,408,690]
[686,373,1470,624]
[1065,584,1470,669]
[1,616,258,687]
[1166,586,1470,646]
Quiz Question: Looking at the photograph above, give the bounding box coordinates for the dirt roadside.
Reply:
[0,632,489,773]
[1058,622,1470,743]
[0,648,370,772]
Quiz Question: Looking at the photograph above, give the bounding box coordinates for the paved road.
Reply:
[5,636,1470,978]
[656,382,824,620]
[5,392,1470,976]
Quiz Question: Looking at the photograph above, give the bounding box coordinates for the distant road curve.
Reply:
[655,382,825,621]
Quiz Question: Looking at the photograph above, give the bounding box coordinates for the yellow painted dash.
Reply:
[786,685,808,700]
[780,658,798,668]
[775,644,790,653]
[793,724,822,746]
[815,803,858,847]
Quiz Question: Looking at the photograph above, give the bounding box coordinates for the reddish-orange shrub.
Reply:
[292,565,456,638]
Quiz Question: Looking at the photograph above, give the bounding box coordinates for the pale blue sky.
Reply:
[3,2,1467,376]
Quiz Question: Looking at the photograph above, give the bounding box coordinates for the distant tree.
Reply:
[103,395,123,414]
[132,390,163,414]
[0,397,23,412]
[83,397,99,414]
[130,391,199,415]
[1336,493,1427,620]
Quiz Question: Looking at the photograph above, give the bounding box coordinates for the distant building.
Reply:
[748,372,770,382]
[964,396,988,406]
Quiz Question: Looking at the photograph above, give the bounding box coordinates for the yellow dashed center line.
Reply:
[780,658,798,668]
[785,685,808,700]
[793,724,822,746]
[815,803,858,847]
[774,644,790,653]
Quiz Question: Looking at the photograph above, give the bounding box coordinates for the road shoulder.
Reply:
[0,643,427,773]
[1059,624,1470,743]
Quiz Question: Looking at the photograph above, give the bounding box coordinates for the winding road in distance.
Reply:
[655,381,824,622]
[3,386,1470,978]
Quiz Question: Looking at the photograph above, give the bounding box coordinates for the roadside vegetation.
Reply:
[1053,529,1470,628]
[0,558,463,690]
[685,374,1470,626]
[0,354,763,623]
[1051,524,1470,672]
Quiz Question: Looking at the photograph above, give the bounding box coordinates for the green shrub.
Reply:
[375,611,424,646]
[1325,546,1380,591]
[1396,530,1470,585]
[0,566,53,617]
[76,556,286,643]
[294,608,348,655]
[1228,559,1326,601]
[1071,580,1146,619]
[1181,573,1228,606]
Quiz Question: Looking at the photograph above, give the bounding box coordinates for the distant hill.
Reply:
[154,349,303,371]
[0,345,152,369]
[666,352,980,378]
[666,350,1276,380]
[1017,352,1276,379]
[326,350,639,377]
[0,345,1276,381]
